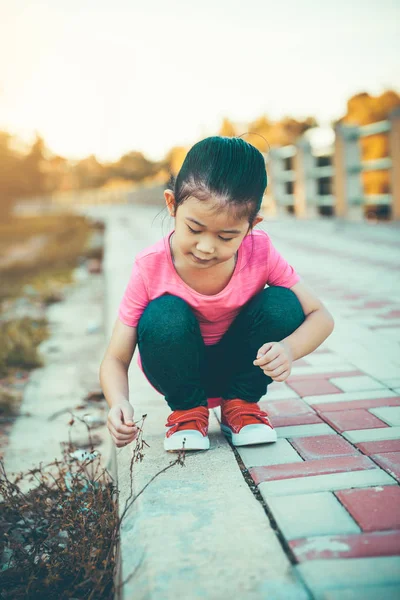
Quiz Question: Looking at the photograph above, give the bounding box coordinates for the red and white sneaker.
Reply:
[220,398,277,446]
[164,406,210,452]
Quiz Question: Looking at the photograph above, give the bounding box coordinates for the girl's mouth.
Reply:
[191,254,214,264]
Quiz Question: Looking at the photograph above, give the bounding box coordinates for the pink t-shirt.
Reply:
[118,229,300,349]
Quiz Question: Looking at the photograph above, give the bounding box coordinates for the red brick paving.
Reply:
[251,344,400,568]
[286,379,343,397]
[371,452,400,482]
[289,530,400,561]
[289,435,361,460]
[321,409,389,433]
[260,398,323,427]
[249,455,375,484]
[342,294,365,300]
[260,399,316,416]
[270,413,324,427]
[335,487,400,532]
[313,397,400,413]
[357,439,400,455]
[380,309,400,319]
[361,301,395,309]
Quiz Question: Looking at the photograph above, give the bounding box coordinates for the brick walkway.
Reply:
[90,205,400,598]
[226,217,400,597]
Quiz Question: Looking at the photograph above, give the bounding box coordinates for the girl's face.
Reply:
[165,191,263,269]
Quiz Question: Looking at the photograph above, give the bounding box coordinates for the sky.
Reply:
[0,0,399,162]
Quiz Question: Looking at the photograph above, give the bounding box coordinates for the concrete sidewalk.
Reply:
[99,205,400,599]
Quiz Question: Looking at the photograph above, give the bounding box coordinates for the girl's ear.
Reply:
[164,190,176,217]
[248,214,264,232]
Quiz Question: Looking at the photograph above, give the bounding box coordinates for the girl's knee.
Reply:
[248,286,305,322]
[264,285,300,305]
[138,294,197,338]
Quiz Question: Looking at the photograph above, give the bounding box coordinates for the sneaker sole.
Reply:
[164,431,210,452]
[221,423,277,446]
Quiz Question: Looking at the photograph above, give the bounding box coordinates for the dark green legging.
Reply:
[137,286,305,411]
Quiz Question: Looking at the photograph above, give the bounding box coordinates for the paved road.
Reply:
[93,205,400,600]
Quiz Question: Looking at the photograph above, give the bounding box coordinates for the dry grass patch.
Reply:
[0,415,186,599]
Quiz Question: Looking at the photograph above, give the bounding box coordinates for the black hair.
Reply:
[167,135,267,226]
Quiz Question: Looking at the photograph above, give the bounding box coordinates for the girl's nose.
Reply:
[196,240,215,254]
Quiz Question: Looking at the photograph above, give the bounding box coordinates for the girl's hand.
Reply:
[253,340,293,382]
[107,400,139,448]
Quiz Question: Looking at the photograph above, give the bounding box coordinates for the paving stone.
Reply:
[290,364,357,376]
[287,379,343,397]
[313,347,334,355]
[276,423,336,438]
[302,353,352,367]
[295,556,400,598]
[303,390,398,406]
[290,435,360,460]
[263,384,300,401]
[322,585,400,600]
[357,439,400,455]
[371,452,400,482]
[343,426,400,444]
[322,409,389,433]
[371,325,400,336]
[237,438,302,468]
[329,376,388,393]
[258,469,396,497]
[250,455,375,484]
[266,492,360,540]
[289,530,400,561]
[313,397,400,412]
[288,370,363,382]
[378,377,400,388]
[294,358,310,367]
[369,406,400,426]
[335,486,400,532]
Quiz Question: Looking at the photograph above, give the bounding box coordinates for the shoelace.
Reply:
[165,406,209,438]
[222,400,272,432]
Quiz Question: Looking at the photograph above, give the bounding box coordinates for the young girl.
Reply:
[100,136,334,452]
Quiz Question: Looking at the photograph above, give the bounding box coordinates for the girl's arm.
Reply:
[100,319,138,447]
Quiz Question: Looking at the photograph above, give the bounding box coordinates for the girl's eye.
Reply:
[187,225,233,242]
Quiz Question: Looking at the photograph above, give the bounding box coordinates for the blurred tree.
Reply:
[74,154,108,188]
[20,134,47,196]
[219,118,237,137]
[247,114,317,152]
[336,89,400,195]
[0,131,25,214]
[163,146,188,177]
[111,151,159,182]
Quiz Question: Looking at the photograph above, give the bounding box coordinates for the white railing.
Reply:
[264,107,400,220]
